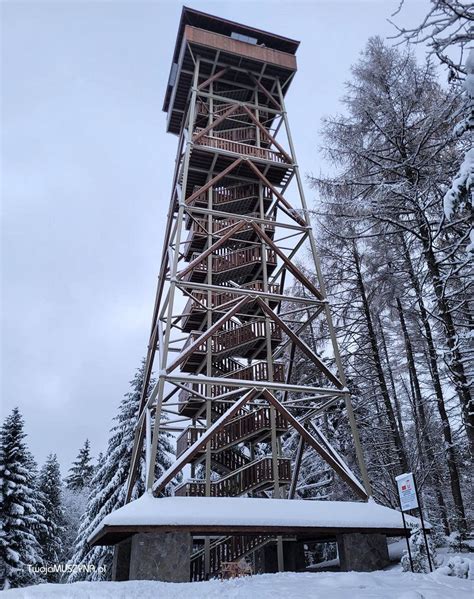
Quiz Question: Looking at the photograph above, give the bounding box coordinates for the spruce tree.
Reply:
[68,361,175,582]
[65,440,94,491]
[0,408,44,589]
[37,454,65,582]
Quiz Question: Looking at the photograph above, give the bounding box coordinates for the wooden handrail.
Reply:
[182,281,281,318]
[187,245,277,276]
[178,361,285,408]
[183,319,282,356]
[176,406,288,457]
[189,213,275,236]
[187,182,272,208]
[174,457,291,498]
[196,100,269,123]
[190,533,271,581]
[194,133,287,163]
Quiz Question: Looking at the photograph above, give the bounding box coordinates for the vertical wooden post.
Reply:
[146,57,201,491]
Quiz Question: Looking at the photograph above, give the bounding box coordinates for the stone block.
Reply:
[128,531,191,582]
[337,532,389,572]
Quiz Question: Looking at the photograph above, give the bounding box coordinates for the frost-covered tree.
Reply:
[394,1,473,247]
[60,486,89,567]
[65,440,94,491]
[401,525,437,573]
[443,50,473,241]
[67,361,175,582]
[309,38,470,531]
[0,408,44,589]
[37,454,65,582]
[392,1,473,78]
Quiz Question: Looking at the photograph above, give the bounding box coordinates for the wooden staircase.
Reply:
[185,183,273,217]
[176,407,289,457]
[174,457,291,497]
[181,281,281,332]
[183,244,277,285]
[173,75,295,579]
[178,361,285,416]
[190,534,274,581]
[180,320,282,372]
[183,214,275,261]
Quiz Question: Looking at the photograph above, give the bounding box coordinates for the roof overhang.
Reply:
[162,7,300,134]
[89,495,426,546]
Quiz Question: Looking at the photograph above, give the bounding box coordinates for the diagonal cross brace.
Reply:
[241,104,292,164]
[165,294,251,375]
[245,160,307,228]
[247,72,282,110]
[152,388,259,495]
[184,157,243,207]
[261,389,368,500]
[249,221,324,301]
[176,218,249,280]
[197,67,228,91]
[256,297,343,389]
[192,102,241,144]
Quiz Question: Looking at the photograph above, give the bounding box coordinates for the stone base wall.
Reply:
[337,532,390,572]
[112,531,191,582]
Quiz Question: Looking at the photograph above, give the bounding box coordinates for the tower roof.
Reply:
[171,6,300,66]
[163,6,300,130]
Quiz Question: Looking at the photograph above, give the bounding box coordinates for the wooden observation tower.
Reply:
[119,6,375,580]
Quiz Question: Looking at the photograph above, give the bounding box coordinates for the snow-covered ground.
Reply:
[5,570,473,599]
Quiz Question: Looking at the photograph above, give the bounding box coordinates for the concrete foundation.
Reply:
[336,533,389,572]
[112,531,191,582]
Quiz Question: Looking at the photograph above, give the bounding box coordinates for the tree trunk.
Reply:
[377,316,405,437]
[418,221,474,456]
[401,236,467,531]
[352,242,409,473]
[396,297,451,534]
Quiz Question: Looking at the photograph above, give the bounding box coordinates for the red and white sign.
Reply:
[396,472,419,512]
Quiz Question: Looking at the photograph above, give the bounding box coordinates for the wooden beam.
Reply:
[289,435,305,499]
[241,105,292,163]
[245,160,307,228]
[184,157,243,206]
[248,72,282,110]
[152,388,259,495]
[192,102,241,144]
[261,389,368,500]
[197,66,228,91]
[256,298,343,389]
[176,218,248,280]
[165,294,251,374]
[90,523,410,547]
[251,222,324,301]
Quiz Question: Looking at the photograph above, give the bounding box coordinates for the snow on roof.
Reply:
[89,493,424,544]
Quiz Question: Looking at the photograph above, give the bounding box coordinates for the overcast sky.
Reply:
[1,0,432,473]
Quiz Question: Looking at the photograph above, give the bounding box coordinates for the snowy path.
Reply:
[5,571,473,599]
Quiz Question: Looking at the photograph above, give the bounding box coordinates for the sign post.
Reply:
[395,472,433,573]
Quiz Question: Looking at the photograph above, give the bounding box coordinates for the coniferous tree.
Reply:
[0,408,44,589]
[308,38,470,532]
[60,486,89,568]
[37,454,65,582]
[67,361,176,582]
[61,443,95,568]
[65,440,94,491]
